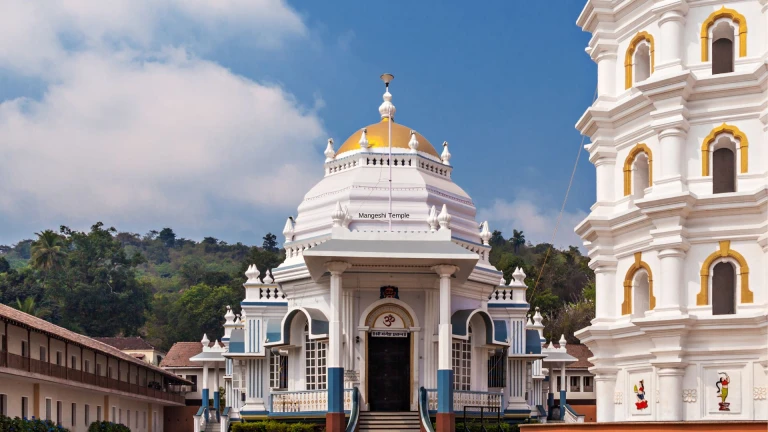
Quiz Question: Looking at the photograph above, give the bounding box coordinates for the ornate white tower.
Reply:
[575,0,768,424]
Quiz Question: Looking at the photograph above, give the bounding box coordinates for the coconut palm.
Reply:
[30,230,67,271]
[15,297,48,318]
[511,229,526,254]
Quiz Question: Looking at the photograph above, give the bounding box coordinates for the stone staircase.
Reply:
[359,411,421,432]
[205,421,221,432]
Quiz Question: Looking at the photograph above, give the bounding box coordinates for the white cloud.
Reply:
[478,198,587,249]
[0,0,325,241]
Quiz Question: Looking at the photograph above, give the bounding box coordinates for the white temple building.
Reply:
[189,79,550,432]
[574,0,768,424]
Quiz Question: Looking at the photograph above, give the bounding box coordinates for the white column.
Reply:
[432,264,458,421]
[411,328,421,410]
[657,249,686,314]
[595,372,617,422]
[657,368,685,420]
[202,362,209,406]
[657,10,686,72]
[424,290,438,389]
[594,156,616,204]
[326,261,351,416]
[657,127,687,194]
[595,49,618,97]
[594,264,617,323]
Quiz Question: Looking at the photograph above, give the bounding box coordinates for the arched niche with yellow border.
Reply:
[623,143,653,196]
[622,252,655,315]
[701,123,748,176]
[701,7,747,62]
[625,31,655,89]
[697,240,753,306]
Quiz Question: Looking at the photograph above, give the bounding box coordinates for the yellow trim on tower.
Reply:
[623,143,653,196]
[621,252,655,315]
[700,123,749,176]
[624,31,655,89]
[697,240,752,305]
[700,6,747,62]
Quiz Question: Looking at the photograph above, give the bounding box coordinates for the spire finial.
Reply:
[441,141,451,165]
[379,74,396,120]
[359,128,369,149]
[283,217,295,242]
[408,130,419,153]
[480,221,491,246]
[427,205,438,232]
[437,204,452,230]
[324,138,335,161]
[331,201,345,227]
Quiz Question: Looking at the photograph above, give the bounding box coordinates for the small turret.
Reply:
[408,130,419,153]
[441,141,451,165]
[324,138,336,162]
[480,221,491,245]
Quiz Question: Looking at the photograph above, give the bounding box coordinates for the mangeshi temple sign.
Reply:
[371,330,408,338]
[358,212,410,219]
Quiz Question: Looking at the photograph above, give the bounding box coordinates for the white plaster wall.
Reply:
[165,367,226,402]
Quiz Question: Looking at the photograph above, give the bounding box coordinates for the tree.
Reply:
[489,230,505,247]
[30,230,67,272]
[14,296,48,318]
[511,230,526,254]
[0,257,10,273]
[158,228,176,248]
[262,233,278,253]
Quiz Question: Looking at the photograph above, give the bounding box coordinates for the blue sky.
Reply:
[0,0,595,248]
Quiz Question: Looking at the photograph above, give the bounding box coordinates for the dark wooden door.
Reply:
[712,38,734,74]
[368,334,410,411]
[713,148,735,194]
[712,262,735,315]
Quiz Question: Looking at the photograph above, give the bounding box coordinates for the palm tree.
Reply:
[30,230,67,271]
[511,230,526,254]
[15,297,48,318]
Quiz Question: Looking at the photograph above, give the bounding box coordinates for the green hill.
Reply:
[0,223,593,351]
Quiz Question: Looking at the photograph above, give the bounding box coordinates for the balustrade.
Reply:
[269,389,354,413]
[423,389,503,413]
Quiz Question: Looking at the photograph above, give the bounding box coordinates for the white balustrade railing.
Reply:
[423,389,503,413]
[269,389,354,413]
[563,404,585,423]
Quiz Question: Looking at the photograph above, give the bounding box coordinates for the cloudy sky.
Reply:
[0,1,595,248]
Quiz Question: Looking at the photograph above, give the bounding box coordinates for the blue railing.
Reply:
[345,388,360,432]
[419,387,435,432]
[536,405,547,418]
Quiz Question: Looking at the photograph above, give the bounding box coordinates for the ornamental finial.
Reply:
[324,138,335,161]
[441,141,451,165]
[437,204,452,230]
[378,74,396,120]
[408,130,419,153]
[283,217,295,242]
[480,221,491,245]
[359,128,369,149]
[427,205,438,232]
[331,201,345,227]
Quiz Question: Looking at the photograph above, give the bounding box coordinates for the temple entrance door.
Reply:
[367,333,411,411]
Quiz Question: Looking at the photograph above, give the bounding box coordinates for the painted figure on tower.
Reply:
[716,373,730,411]
[634,380,648,410]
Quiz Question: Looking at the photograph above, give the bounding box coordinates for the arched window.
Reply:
[452,326,471,391]
[701,124,748,193]
[304,323,326,390]
[623,144,653,198]
[622,252,655,316]
[712,145,736,194]
[701,7,747,70]
[625,32,655,89]
[712,262,736,315]
[711,21,734,74]
[697,240,753,308]
[632,271,651,319]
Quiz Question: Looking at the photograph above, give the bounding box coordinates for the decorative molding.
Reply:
[623,143,653,196]
[622,252,655,315]
[700,123,749,176]
[683,389,697,403]
[754,387,766,400]
[700,7,747,62]
[614,392,623,405]
[624,31,655,89]
[697,240,752,305]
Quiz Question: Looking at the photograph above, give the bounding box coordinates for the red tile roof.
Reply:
[0,304,187,383]
[160,341,223,368]
[93,336,159,352]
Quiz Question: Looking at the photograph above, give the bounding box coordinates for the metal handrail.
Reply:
[418,387,435,432]
[462,405,501,432]
[345,387,360,432]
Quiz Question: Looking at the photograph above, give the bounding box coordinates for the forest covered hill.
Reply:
[0,224,594,351]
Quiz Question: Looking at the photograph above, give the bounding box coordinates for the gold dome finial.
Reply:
[379,73,395,120]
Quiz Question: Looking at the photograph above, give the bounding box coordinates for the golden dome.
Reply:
[336,119,439,158]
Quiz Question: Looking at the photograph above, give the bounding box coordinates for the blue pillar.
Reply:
[201,389,209,407]
[328,367,344,413]
[559,390,566,421]
[213,391,220,411]
[547,392,554,421]
[437,369,454,413]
